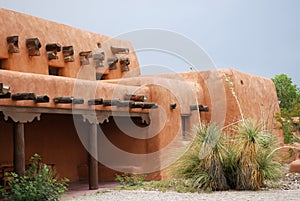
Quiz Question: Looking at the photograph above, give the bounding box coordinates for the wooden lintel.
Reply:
[190,104,209,112]
[116,100,134,107]
[0,92,11,99]
[12,93,36,101]
[88,98,103,106]
[102,99,120,106]
[130,102,158,109]
[53,96,84,104]
[35,95,50,103]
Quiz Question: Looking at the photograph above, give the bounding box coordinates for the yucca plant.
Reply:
[174,119,283,191]
[175,122,229,191]
[234,119,283,190]
[235,119,262,190]
[198,122,229,190]
[174,139,201,179]
[256,131,283,184]
[222,143,239,189]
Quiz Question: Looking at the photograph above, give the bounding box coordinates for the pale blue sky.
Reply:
[1,0,299,86]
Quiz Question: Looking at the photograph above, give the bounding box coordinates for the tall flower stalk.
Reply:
[223,73,245,122]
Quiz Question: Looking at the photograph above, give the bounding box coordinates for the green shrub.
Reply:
[0,185,4,197]
[139,179,195,193]
[4,154,68,201]
[115,173,147,187]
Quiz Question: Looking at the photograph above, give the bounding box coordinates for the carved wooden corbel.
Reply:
[3,111,41,123]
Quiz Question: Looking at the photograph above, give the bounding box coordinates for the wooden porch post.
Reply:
[88,123,98,190]
[13,122,25,176]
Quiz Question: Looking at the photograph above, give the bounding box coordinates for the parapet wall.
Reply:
[0,8,140,80]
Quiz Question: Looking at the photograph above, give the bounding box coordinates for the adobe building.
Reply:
[0,8,281,189]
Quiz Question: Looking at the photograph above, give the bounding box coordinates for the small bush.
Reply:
[143,179,195,193]
[0,185,4,197]
[4,154,68,201]
[115,173,147,187]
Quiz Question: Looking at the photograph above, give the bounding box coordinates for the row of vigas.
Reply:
[1,36,131,79]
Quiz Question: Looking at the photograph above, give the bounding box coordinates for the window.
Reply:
[48,66,60,76]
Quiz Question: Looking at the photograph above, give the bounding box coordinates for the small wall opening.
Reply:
[0,59,8,70]
[48,66,61,76]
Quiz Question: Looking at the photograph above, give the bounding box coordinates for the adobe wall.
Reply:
[0,70,150,111]
[156,69,281,133]
[218,69,281,137]
[0,8,140,80]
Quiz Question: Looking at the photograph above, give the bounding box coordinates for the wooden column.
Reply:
[88,123,98,190]
[13,122,25,176]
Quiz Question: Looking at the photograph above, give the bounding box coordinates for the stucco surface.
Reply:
[0,8,140,79]
[0,8,283,183]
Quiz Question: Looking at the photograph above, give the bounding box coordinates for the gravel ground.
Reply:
[66,189,300,201]
[65,172,300,201]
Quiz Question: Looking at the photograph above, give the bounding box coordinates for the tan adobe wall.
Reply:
[0,8,140,80]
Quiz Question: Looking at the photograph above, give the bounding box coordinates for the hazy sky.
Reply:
[1,0,299,86]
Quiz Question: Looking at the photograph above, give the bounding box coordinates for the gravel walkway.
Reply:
[66,189,300,201]
[65,171,300,201]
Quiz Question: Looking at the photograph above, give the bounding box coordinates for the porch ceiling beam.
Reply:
[0,106,148,117]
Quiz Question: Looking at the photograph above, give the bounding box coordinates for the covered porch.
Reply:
[0,105,151,190]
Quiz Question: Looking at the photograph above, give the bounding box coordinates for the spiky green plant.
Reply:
[222,144,239,189]
[175,122,229,191]
[256,131,283,184]
[235,119,262,190]
[197,122,229,190]
[174,119,283,191]
[233,119,283,190]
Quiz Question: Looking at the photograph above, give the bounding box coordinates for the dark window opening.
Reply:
[0,60,2,69]
[49,66,60,76]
